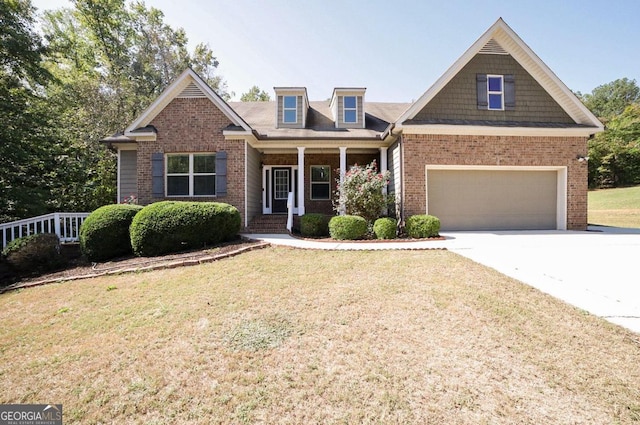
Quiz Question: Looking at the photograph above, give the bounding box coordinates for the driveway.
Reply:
[442,226,640,334]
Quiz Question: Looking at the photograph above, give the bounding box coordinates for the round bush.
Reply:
[130,201,241,257]
[373,217,397,240]
[405,214,441,238]
[328,215,368,240]
[2,233,65,274]
[80,204,143,262]
[300,213,330,237]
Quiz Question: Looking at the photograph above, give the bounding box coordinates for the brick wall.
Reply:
[136,97,247,226]
[401,134,588,230]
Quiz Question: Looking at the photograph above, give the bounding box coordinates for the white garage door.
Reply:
[427,169,558,231]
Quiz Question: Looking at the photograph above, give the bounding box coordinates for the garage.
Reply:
[426,167,565,231]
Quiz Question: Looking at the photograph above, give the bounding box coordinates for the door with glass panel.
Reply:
[271,167,291,213]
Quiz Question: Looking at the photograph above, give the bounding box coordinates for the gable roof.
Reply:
[396,18,603,131]
[125,68,252,136]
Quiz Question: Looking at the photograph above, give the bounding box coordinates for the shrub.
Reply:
[2,233,65,274]
[333,160,392,225]
[130,201,241,256]
[328,215,368,240]
[405,215,441,238]
[79,204,143,262]
[300,213,330,237]
[373,217,397,240]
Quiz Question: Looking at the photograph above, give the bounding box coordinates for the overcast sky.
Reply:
[31,0,640,102]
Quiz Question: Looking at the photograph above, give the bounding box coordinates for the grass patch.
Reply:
[1,248,639,424]
[589,185,640,228]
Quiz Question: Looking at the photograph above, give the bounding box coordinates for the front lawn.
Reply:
[1,248,639,424]
[589,185,640,228]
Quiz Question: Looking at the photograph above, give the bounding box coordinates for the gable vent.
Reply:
[479,38,509,55]
[177,82,206,98]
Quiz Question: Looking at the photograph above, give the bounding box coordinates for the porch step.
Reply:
[246,215,289,234]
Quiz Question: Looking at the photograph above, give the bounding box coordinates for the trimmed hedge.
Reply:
[373,217,397,240]
[2,233,65,274]
[405,214,441,238]
[300,213,330,237]
[130,201,241,256]
[79,204,143,262]
[328,215,368,240]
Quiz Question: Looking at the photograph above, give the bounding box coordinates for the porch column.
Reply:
[379,147,388,195]
[339,147,347,215]
[297,147,305,215]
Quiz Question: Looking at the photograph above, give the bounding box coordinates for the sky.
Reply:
[31,0,640,102]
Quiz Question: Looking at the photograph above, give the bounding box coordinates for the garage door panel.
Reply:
[427,170,557,231]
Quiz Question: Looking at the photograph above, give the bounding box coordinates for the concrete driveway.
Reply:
[442,226,640,334]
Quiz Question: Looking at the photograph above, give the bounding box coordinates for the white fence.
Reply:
[1,213,90,249]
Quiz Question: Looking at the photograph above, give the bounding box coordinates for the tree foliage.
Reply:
[240,85,271,102]
[579,78,640,121]
[0,0,56,221]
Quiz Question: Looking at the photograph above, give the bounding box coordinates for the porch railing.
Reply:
[1,212,90,249]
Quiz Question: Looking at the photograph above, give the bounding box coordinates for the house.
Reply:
[102,19,603,232]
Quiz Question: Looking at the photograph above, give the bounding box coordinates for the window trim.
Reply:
[310,165,331,200]
[283,95,297,123]
[487,74,504,111]
[343,96,357,123]
[166,153,216,197]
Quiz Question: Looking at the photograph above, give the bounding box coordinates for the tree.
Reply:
[588,104,640,188]
[240,85,271,102]
[39,0,230,211]
[0,0,57,221]
[579,78,640,121]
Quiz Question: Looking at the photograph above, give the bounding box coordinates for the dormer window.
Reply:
[283,96,297,123]
[344,96,357,123]
[487,75,504,110]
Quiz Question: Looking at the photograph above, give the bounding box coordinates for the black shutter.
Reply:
[504,74,516,110]
[151,152,164,199]
[476,74,488,109]
[216,151,227,196]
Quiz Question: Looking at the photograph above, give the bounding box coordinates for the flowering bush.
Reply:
[333,160,391,225]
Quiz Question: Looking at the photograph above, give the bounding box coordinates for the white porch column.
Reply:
[379,147,388,195]
[339,147,347,215]
[339,147,347,186]
[297,147,305,215]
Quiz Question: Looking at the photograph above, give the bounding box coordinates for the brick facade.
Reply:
[401,134,589,230]
[136,97,248,226]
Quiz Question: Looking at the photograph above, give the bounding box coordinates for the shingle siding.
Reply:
[412,54,574,123]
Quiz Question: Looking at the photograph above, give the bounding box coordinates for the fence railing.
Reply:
[1,212,90,249]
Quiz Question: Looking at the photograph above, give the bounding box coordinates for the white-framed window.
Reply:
[283,95,297,123]
[487,75,504,110]
[310,165,331,200]
[343,96,357,123]
[166,153,216,196]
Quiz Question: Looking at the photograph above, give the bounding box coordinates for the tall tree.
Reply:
[0,0,56,221]
[579,78,640,121]
[240,85,271,102]
[40,0,229,211]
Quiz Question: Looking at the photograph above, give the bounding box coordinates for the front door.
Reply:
[272,167,291,213]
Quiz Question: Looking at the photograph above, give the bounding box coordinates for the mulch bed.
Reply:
[0,238,269,293]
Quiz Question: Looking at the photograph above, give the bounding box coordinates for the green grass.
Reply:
[589,185,640,228]
[1,248,639,424]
